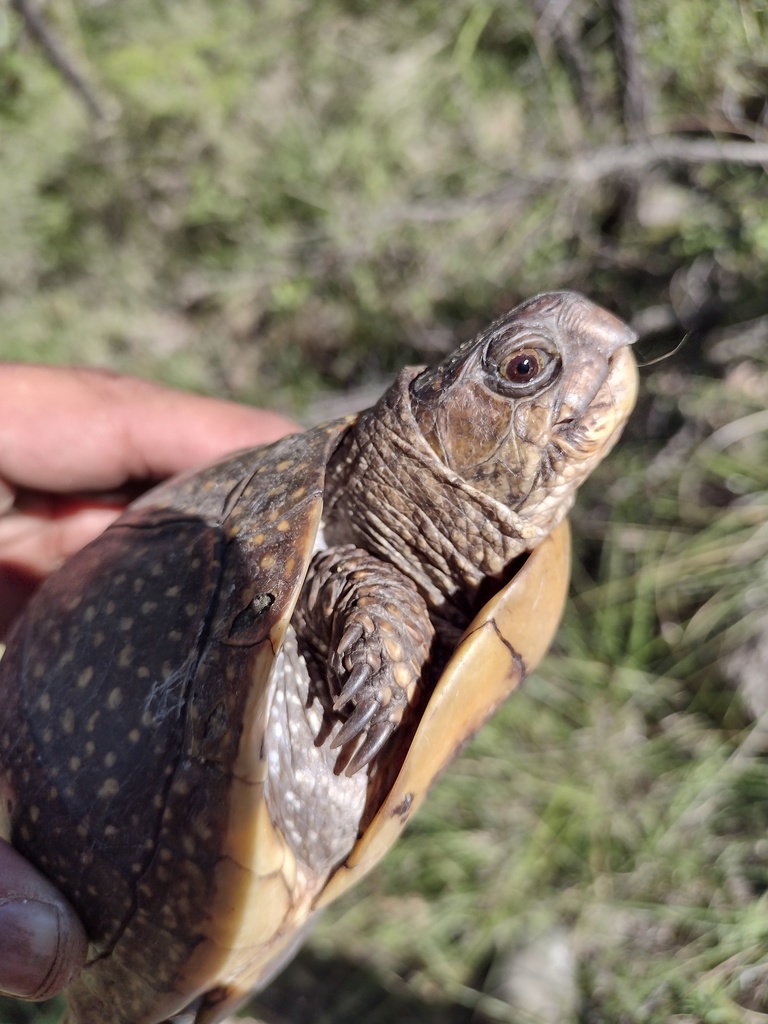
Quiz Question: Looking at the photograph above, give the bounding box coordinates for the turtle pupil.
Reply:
[506,351,540,383]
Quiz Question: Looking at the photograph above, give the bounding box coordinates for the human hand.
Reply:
[0,364,298,639]
[0,364,298,1000]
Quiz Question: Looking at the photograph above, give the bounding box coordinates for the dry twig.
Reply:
[609,0,650,138]
[10,0,110,120]
[532,0,600,122]
[370,136,768,226]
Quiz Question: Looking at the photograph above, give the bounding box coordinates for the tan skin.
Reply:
[0,365,297,1001]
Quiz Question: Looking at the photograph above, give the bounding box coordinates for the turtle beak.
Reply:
[553,345,639,466]
[555,304,638,427]
[582,304,638,356]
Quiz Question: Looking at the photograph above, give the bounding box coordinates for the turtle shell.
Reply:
[0,423,571,1024]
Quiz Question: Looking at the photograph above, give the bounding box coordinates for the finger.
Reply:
[0,502,129,639]
[0,502,122,577]
[0,839,87,1000]
[0,364,299,493]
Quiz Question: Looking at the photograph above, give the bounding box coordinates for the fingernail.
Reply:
[0,898,61,999]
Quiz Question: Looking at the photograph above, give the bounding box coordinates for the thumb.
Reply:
[0,839,87,1000]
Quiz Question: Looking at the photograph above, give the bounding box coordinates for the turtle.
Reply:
[0,290,638,1024]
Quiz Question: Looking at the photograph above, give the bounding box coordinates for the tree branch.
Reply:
[609,0,650,138]
[369,136,768,226]
[10,0,110,121]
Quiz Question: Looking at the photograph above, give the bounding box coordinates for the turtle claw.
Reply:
[331,697,378,750]
[345,719,395,776]
[337,621,365,657]
[332,662,372,711]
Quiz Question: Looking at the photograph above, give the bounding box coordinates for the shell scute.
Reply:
[0,422,349,1020]
[2,514,223,946]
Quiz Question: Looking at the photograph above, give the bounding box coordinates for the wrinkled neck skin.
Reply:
[322,368,572,632]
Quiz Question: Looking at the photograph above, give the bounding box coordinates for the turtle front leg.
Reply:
[294,544,435,775]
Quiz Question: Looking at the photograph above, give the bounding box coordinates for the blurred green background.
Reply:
[2,1,768,1021]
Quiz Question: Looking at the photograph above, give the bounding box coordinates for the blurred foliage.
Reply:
[2,0,768,1022]
[0,0,767,404]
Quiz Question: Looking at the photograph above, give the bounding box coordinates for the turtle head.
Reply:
[408,290,638,525]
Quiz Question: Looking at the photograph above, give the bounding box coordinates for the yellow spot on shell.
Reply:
[98,778,120,798]
[276,519,291,532]
[77,667,94,689]
[261,553,277,570]
[118,646,134,668]
[107,687,123,710]
[38,692,51,712]
[61,708,75,734]
[69,756,81,771]
[29,805,40,823]
[104,751,117,768]
[128,729,141,743]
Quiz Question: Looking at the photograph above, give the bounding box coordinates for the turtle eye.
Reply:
[495,345,559,395]
[503,349,544,384]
